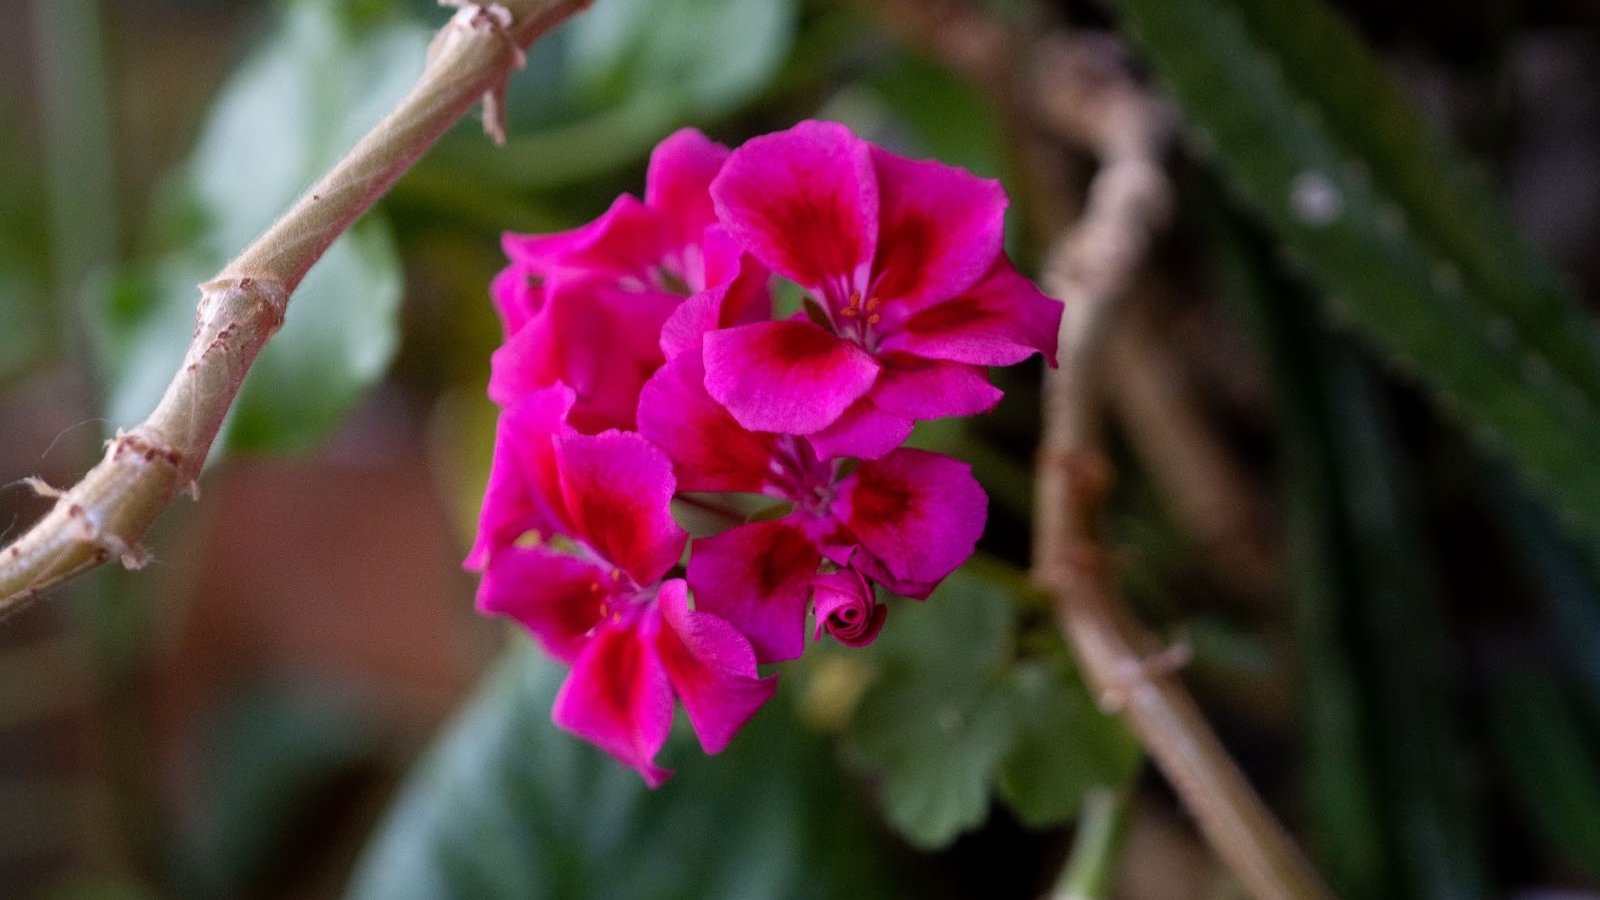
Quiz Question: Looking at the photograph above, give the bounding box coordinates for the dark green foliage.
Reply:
[839,570,1140,849]
[1106,0,1600,562]
[346,639,906,900]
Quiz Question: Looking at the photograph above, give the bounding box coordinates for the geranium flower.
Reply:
[701,119,1061,458]
[637,349,987,663]
[470,385,775,785]
[488,129,768,433]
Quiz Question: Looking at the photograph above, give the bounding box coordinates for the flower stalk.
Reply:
[1051,786,1132,900]
[0,0,591,618]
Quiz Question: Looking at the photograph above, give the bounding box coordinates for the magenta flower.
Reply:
[470,385,775,785]
[638,348,987,662]
[488,128,768,433]
[467,122,1064,787]
[700,119,1062,457]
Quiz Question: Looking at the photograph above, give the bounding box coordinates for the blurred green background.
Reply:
[3,0,1600,897]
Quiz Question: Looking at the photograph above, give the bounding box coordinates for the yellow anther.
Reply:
[609,567,623,582]
[864,296,881,312]
[867,313,881,325]
[841,306,858,317]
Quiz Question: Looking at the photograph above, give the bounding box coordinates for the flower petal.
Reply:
[832,448,987,598]
[645,128,729,245]
[465,386,575,570]
[506,194,674,283]
[476,546,608,663]
[637,350,779,493]
[554,431,687,585]
[500,225,593,274]
[658,254,773,361]
[868,353,1002,420]
[552,615,674,787]
[698,224,767,296]
[711,120,877,302]
[489,278,680,432]
[866,146,1007,312]
[880,257,1063,367]
[811,568,887,648]
[655,580,777,754]
[489,265,543,337]
[703,320,880,434]
[686,520,820,662]
[804,397,912,461]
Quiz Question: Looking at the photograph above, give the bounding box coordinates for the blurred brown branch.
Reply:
[1026,29,1337,900]
[872,3,1334,895]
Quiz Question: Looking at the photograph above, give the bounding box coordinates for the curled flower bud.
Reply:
[811,569,887,648]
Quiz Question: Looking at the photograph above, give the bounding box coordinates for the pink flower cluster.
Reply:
[468,121,1061,785]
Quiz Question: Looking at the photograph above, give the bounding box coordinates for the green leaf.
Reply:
[0,98,52,384]
[1486,666,1600,877]
[347,639,908,900]
[177,682,377,899]
[864,51,1004,179]
[1106,0,1600,561]
[88,0,421,454]
[1496,480,1600,709]
[840,572,1018,849]
[995,658,1140,829]
[566,0,797,119]
[1216,200,1487,899]
[839,568,1138,847]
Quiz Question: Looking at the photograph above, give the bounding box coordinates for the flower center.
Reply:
[836,291,883,350]
[764,435,838,515]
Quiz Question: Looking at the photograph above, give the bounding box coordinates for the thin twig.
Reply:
[1029,35,1336,900]
[0,0,591,617]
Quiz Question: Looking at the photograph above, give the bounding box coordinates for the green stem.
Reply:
[1052,786,1132,900]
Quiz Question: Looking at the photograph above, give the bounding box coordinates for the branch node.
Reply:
[109,428,185,470]
[63,500,146,570]
[1096,639,1192,713]
[22,477,64,500]
[198,275,290,333]
[437,0,527,145]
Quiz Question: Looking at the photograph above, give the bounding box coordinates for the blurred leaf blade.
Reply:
[1219,0,1600,401]
[1105,0,1600,560]
[1486,666,1600,877]
[431,0,799,193]
[1216,201,1487,899]
[565,0,797,119]
[88,0,421,454]
[347,638,908,900]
